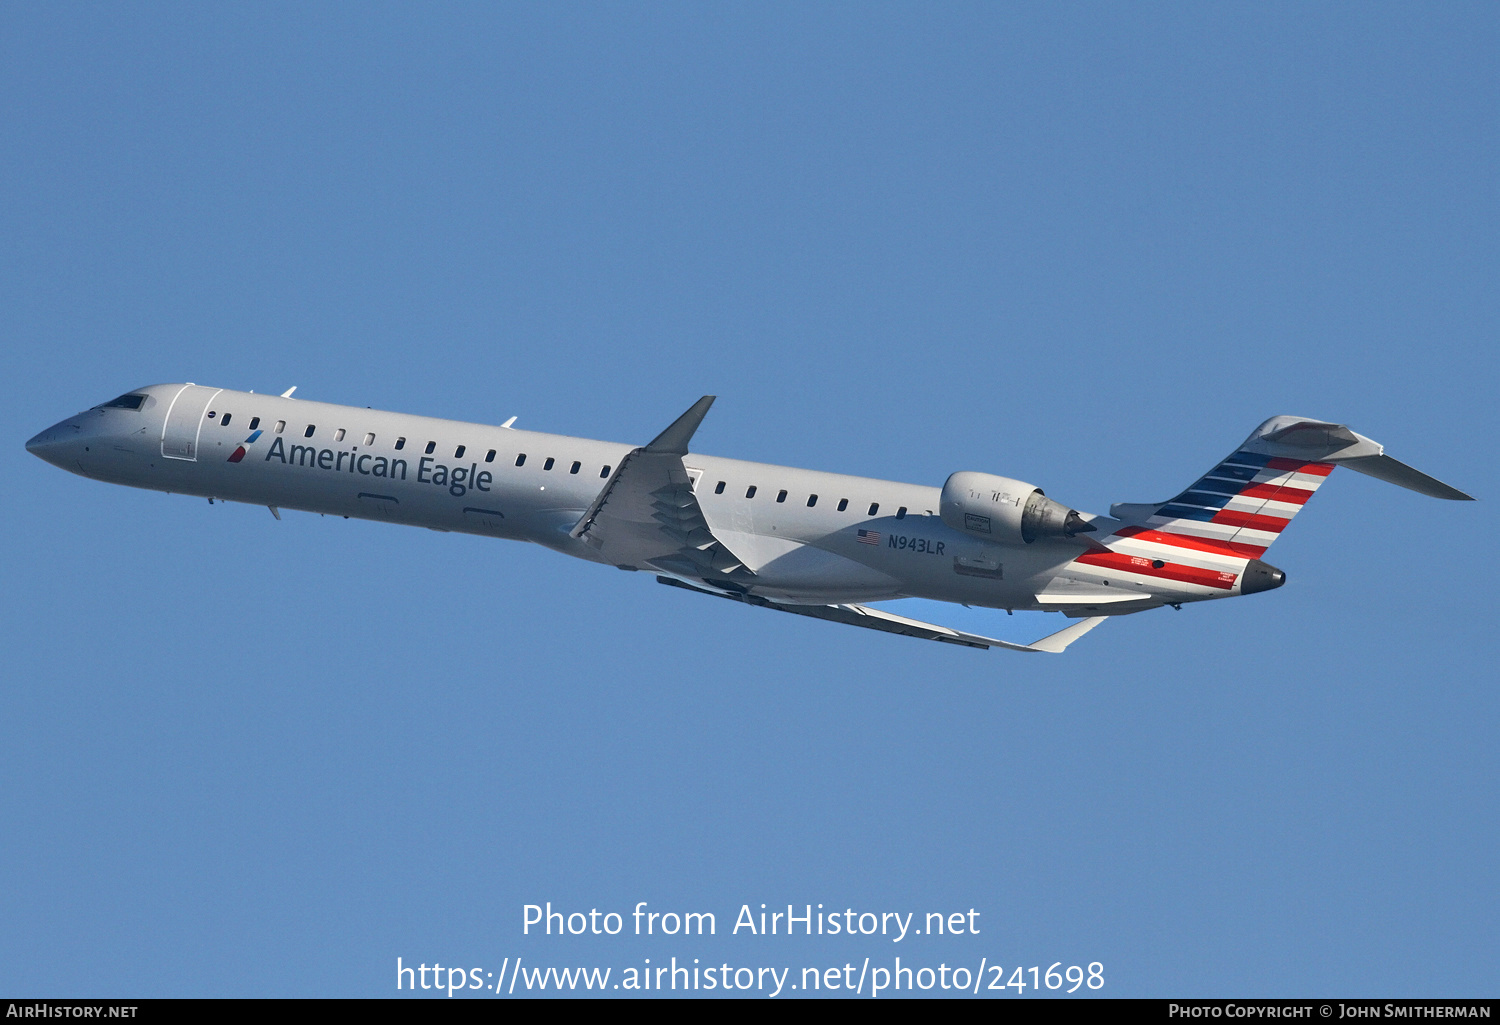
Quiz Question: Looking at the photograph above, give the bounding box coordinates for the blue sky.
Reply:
[2,2,1495,998]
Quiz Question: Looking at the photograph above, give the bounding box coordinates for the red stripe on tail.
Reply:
[1211,509,1291,533]
[1265,458,1334,476]
[1112,525,1267,559]
[1074,551,1237,590]
[1238,482,1315,505]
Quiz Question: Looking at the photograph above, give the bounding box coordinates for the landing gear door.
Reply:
[160,385,222,461]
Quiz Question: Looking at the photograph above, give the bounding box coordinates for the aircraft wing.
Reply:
[571,397,753,580]
[657,576,1106,653]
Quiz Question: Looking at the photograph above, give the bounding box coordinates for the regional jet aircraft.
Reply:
[26,385,1473,653]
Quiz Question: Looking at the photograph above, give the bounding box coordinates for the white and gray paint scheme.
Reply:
[27,384,1471,653]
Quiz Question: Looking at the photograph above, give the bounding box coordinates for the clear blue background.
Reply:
[2,2,1495,998]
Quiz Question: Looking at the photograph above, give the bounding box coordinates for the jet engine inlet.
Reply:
[1240,559,1286,595]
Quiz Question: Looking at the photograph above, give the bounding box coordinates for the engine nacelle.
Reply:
[940,471,1096,545]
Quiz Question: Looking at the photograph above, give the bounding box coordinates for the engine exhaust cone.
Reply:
[1063,510,1097,535]
[1022,492,1094,543]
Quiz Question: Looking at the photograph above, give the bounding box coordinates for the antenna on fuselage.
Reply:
[501,416,517,429]
[280,386,297,398]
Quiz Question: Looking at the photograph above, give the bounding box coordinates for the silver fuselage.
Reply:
[27,384,1239,613]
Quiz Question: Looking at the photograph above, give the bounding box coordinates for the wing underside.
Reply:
[657,576,1105,653]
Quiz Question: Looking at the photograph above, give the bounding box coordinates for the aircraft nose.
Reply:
[26,421,80,468]
[26,426,57,454]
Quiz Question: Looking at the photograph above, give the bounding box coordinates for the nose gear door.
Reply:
[160,385,222,461]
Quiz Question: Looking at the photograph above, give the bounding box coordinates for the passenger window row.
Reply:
[513,453,609,478]
[210,410,906,517]
[208,410,614,479]
[708,479,906,519]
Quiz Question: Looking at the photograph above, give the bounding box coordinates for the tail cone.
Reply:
[1241,559,1286,595]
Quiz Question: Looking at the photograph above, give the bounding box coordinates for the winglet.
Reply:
[1025,615,1108,653]
[646,396,715,455]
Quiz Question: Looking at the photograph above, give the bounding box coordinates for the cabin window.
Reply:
[746,485,757,498]
[249,417,260,430]
[363,433,374,446]
[600,464,611,477]
[207,411,216,419]
[304,425,316,438]
[896,506,907,519]
[776,490,788,503]
[837,498,848,511]
[715,481,726,495]
[543,457,555,471]
[485,450,496,463]
[807,494,818,507]
[868,502,879,516]
[569,461,581,474]
[221,413,232,427]
[516,454,527,467]
[335,428,346,442]
[425,441,436,455]
[395,437,406,450]
[274,420,286,434]
[455,445,466,458]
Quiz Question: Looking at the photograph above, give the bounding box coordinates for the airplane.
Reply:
[26,384,1474,654]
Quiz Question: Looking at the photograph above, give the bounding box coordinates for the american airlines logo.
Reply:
[227,429,262,462]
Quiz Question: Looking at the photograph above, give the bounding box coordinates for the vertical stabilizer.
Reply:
[1107,416,1472,560]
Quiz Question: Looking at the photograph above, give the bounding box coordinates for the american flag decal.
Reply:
[857,529,881,545]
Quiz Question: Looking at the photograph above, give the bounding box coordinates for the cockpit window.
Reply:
[98,393,146,410]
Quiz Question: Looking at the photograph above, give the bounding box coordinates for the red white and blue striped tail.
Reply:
[1104,415,1472,561]
[1111,450,1332,559]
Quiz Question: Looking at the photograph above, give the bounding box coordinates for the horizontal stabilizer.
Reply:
[657,576,1106,654]
[1255,417,1474,500]
[1332,453,1473,501]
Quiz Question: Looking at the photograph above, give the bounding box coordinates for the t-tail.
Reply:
[1100,416,1473,595]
